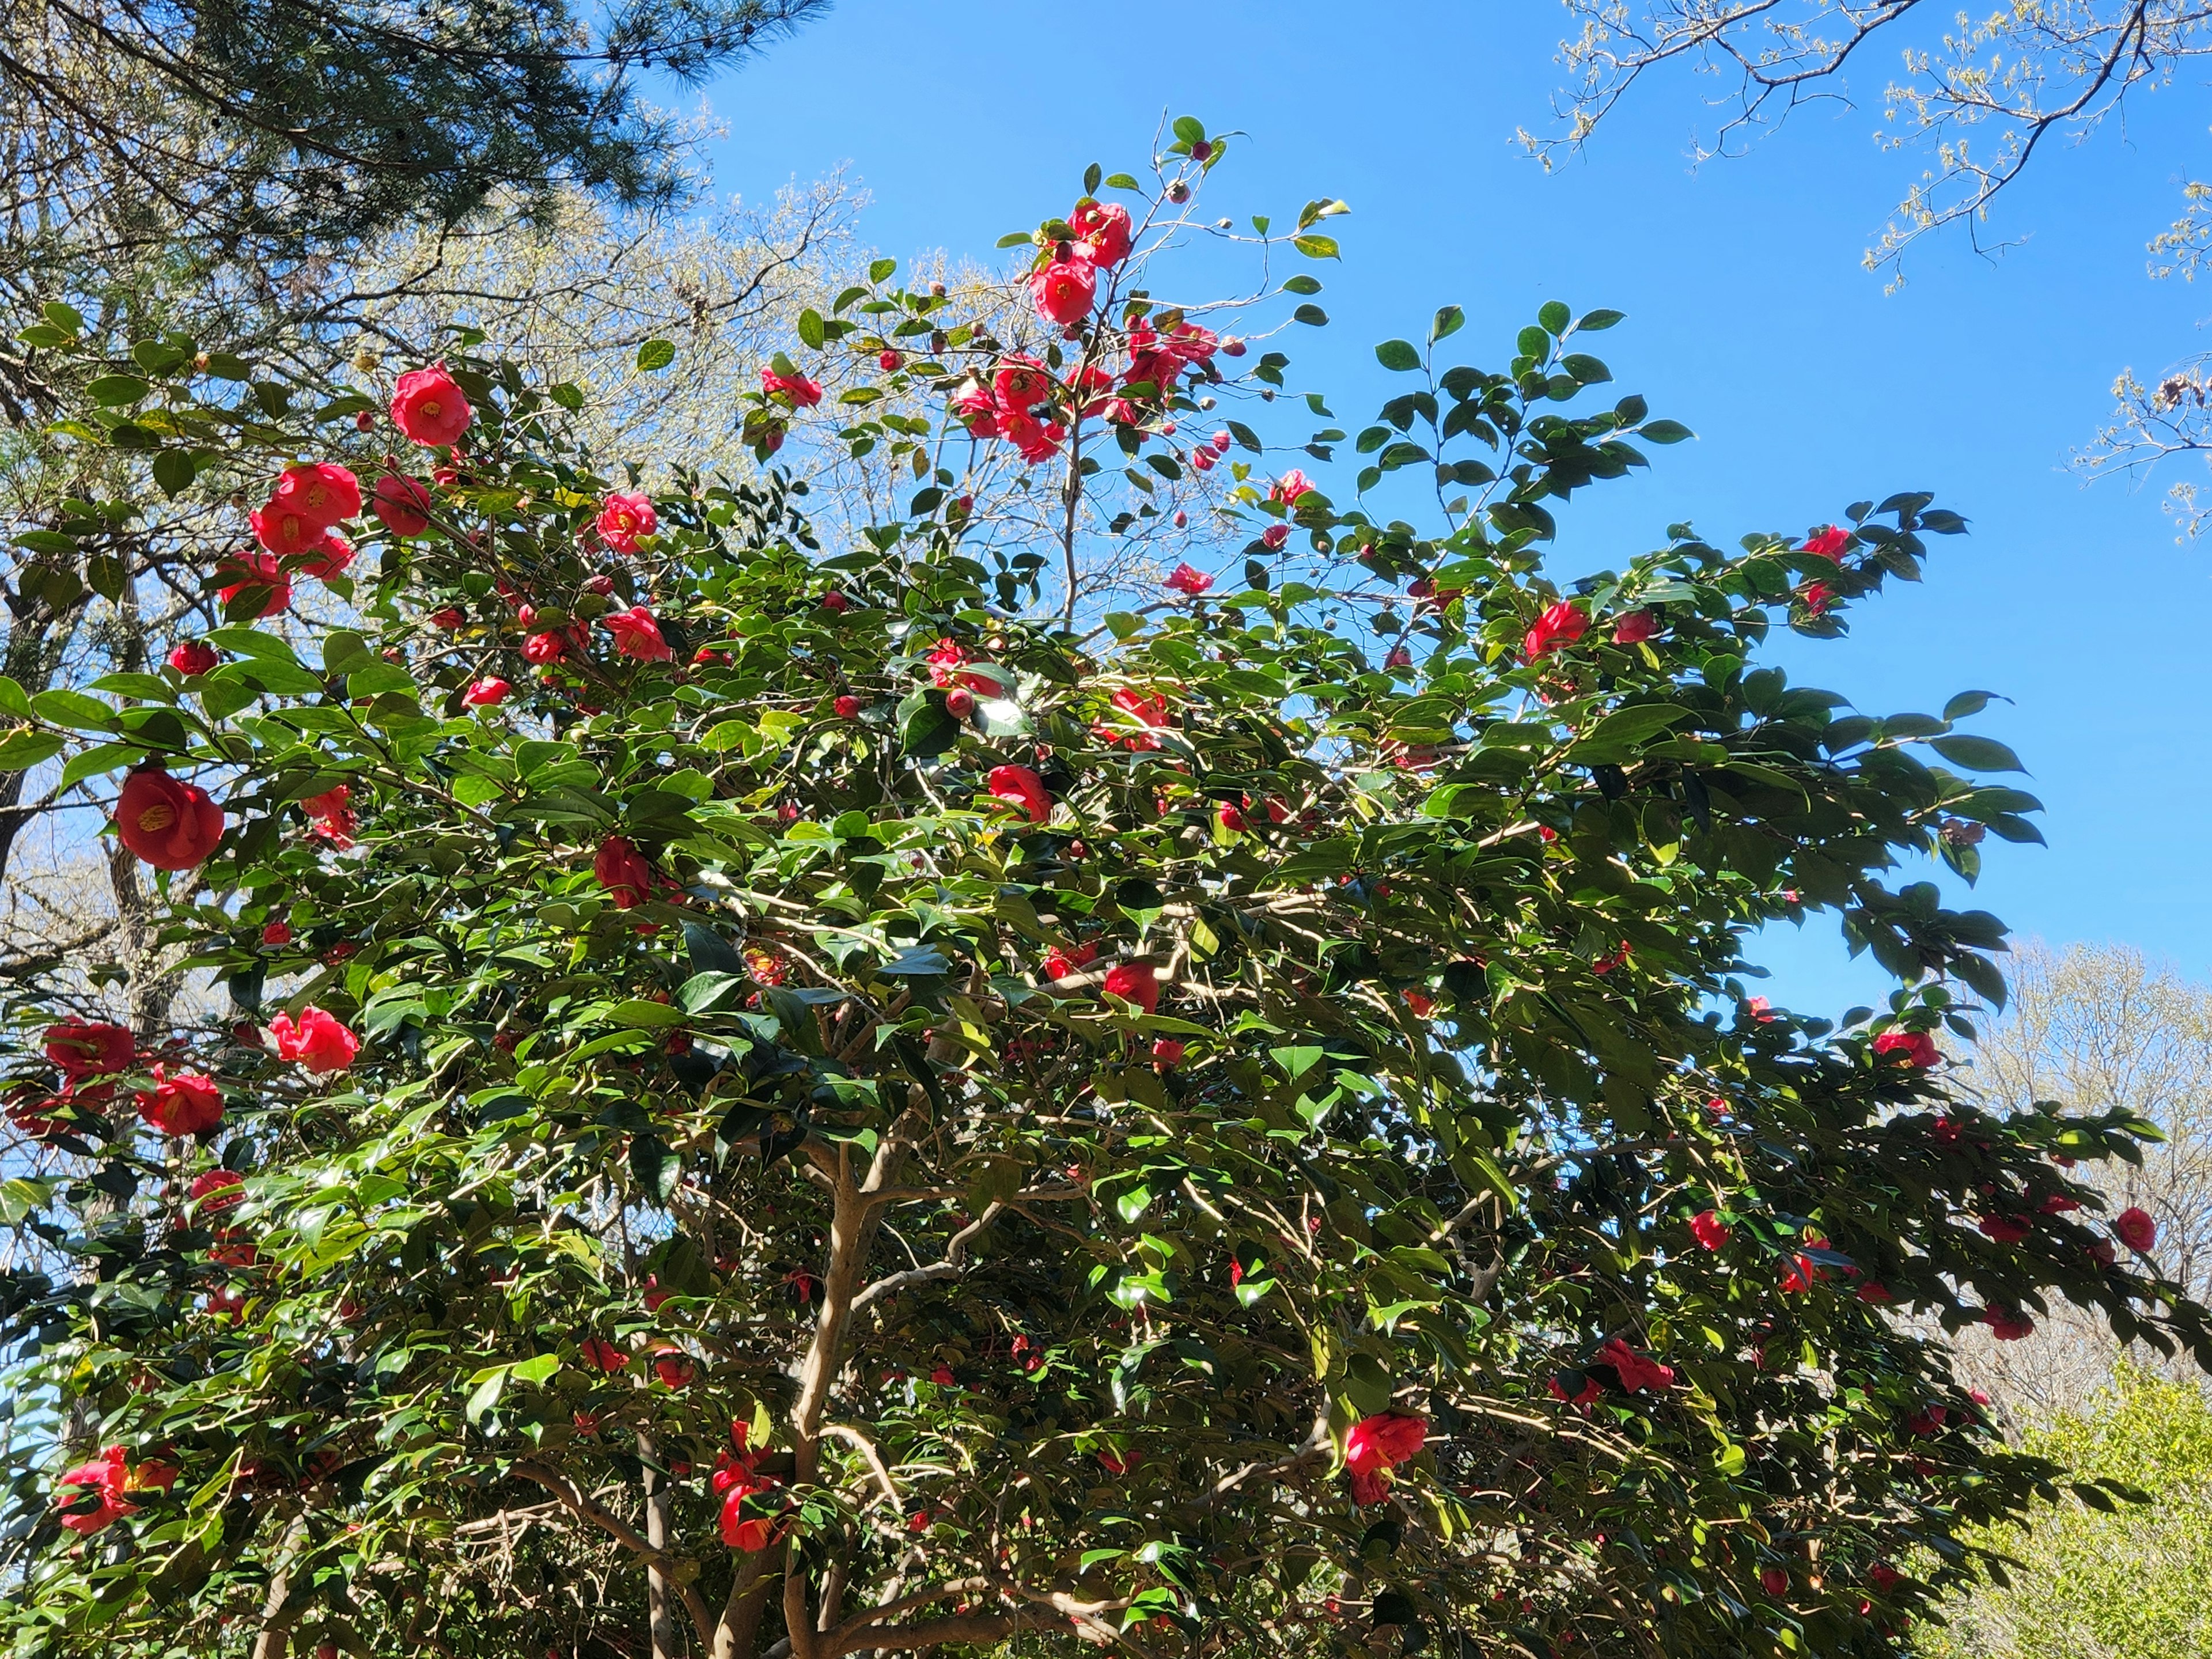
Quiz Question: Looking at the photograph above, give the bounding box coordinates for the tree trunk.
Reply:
[642,1434,684,1659]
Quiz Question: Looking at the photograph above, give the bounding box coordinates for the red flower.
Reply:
[878,349,902,372]
[1070,198,1132,266]
[1522,601,1589,662]
[522,631,566,665]
[1343,1411,1426,1505]
[821,590,851,613]
[603,607,674,662]
[594,835,654,908]
[1401,988,1435,1019]
[215,552,291,618]
[44,1021,132,1081]
[427,605,464,631]
[1029,256,1096,325]
[167,640,218,676]
[301,785,356,849]
[1856,1281,1895,1304]
[1760,1567,1789,1599]
[1802,524,1851,561]
[596,491,657,554]
[1549,1372,1602,1410]
[296,531,352,581]
[1165,562,1213,596]
[55,1446,137,1536]
[1613,608,1659,645]
[744,945,787,986]
[651,1346,695,1389]
[1594,1337,1675,1393]
[2089,1237,2118,1267]
[189,1169,245,1213]
[268,1006,359,1074]
[1002,409,1066,463]
[833,694,861,719]
[1905,1406,1946,1437]
[1977,1214,2031,1245]
[761,364,823,407]
[1867,1562,1902,1594]
[269,462,361,527]
[1150,1038,1186,1069]
[718,1471,785,1551]
[1593,941,1631,975]
[1802,581,1837,616]
[260,921,291,946]
[1217,802,1249,835]
[1096,1446,1139,1475]
[249,499,321,558]
[1043,942,1097,982]
[1102,962,1160,1015]
[986,764,1052,824]
[993,355,1053,411]
[925,637,998,693]
[579,1336,627,1373]
[1983,1307,2035,1342]
[2115,1206,2157,1252]
[135,1065,224,1138]
[390,363,472,446]
[1095,687,1171,751]
[373,472,433,537]
[115,769,224,870]
[1268,469,1314,505]
[1261,523,1290,551]
[1872,1029,1940,1069]
[463,676,510,707]
[1690,1210,1730,1251]
[952,381,1002,438]
[945,688,975,719]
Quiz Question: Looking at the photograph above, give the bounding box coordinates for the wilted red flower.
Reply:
[44,1021,132,1081]
[1101,961,1160,1016]
[373,472,433,537]
[1029,256,1096,325]
[603,607,673,662]
[268,1006,358,1074]
[1523,601,1589,662]
[1594,1337,1675,1393]
[594,835,653,908]
[1165,562,1213,596]
[1070,198,1132,266]
[986,764,1052,824]
[1690,1210,1730,1251]
[2115,1206,2157,1252]
[391,363,472,446]
[135,1065,224,1138]
[1760,1567,1790,1598]
[269,461,361,527]
[167,640,218,676]
[115,769,224,870]
[1872,1029,1941,1069]
[596,491,657,554]
[301,785,356,849]
[1613,608,1660,645]
[579,1336,627,1373]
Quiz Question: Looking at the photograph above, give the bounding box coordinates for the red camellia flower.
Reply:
[301,785,357,849]
[1983,1306,2036,1342]
[1269,469,1314,505]
[427,605,464,631]
[1523,601,1590,662]
[1043,942,1097,982]
[262,921,291,946]
[717,1461,785,1551]
[1150,1038,1185,1069]
[1096,687,1171,751]
[167,640,218,676]
[1165,562,1213,596]
[1101,961,1160,1016]
[1594,1337,1675,1393]
[373,472,433,537]
[1802,581,1838,616]
[1872,1029,1941,1069]
[390,363,473,446]
[1613,608,1660,645]
[1867,1562,1902,1594]
[250,499,321,558]
[603,606,674,662]
[270,461,361,527]
[2115,1206,2157,1252]
[1070,198,1133,266]
[986,764,1052,824]
[189,1169,245,1213]
[651,1346,695,1390]
[268,1006,359,1074]
[1343,1410,1426,1505]
[878,349,902,372]
[821,590,851,613]
[1856,1280,1895,1304]
[952,381,1002,438]
[55,1446,137,1536]
[2089,1237,2118,1267]
[579,1336,627,1373]
[833,694,861,719]
[1217,802,1248,834]
[463,676,510,708]
[114,768,224,870]
[594,834,653,908]
[1760,1567,1789,1599]
[760,365,823,407]
[522,631,566,665]
[1802,524,1851,561]
[45,1021,133,1081]
[1029,256,1097,325]
[1978,1213,2031,1245]
[297,530,353,581]
[596,491,657,554]
[993,355,1052,411]
[216,552,292,618]
[944,687,975,719]
[135,1065,224,1138]
[1690,1209,1730,1251]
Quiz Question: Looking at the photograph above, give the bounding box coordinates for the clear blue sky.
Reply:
[695,0,2212,1020]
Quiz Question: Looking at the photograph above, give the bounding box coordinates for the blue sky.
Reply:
[696,0,2212,1020]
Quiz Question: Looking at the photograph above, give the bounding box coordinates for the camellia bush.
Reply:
[2,120,2208,1659]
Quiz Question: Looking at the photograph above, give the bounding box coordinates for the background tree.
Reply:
[1532,1,2212,535]
[3,122,2206,1659]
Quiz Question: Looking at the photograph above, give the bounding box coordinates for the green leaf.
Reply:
[29,689,115,731]
[0,730,65,770]
[40,300,83,336]
[59,743,147,788]
[797,308,826,350]
[609,999,687,1029]
[1928,734,2025,774]
[1638,420,1694,444]
[152,449,196,497]
[86,375,149,407]
[869,256,897,283]
[1172,115,1206,146]
[548,382,585,411]
[1292,305,1329,327]
[1375,340,1422,373]
[1282,274,1323,296]
[631,1133,680,1204]
[1575,308,1626,332]
[1538,300,1571,336]
[1292,234,1339,260]
[510,1353,562,1385]
[1430,305,1464,343]
[463,1366,508,1422]
[635,339,676,373]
